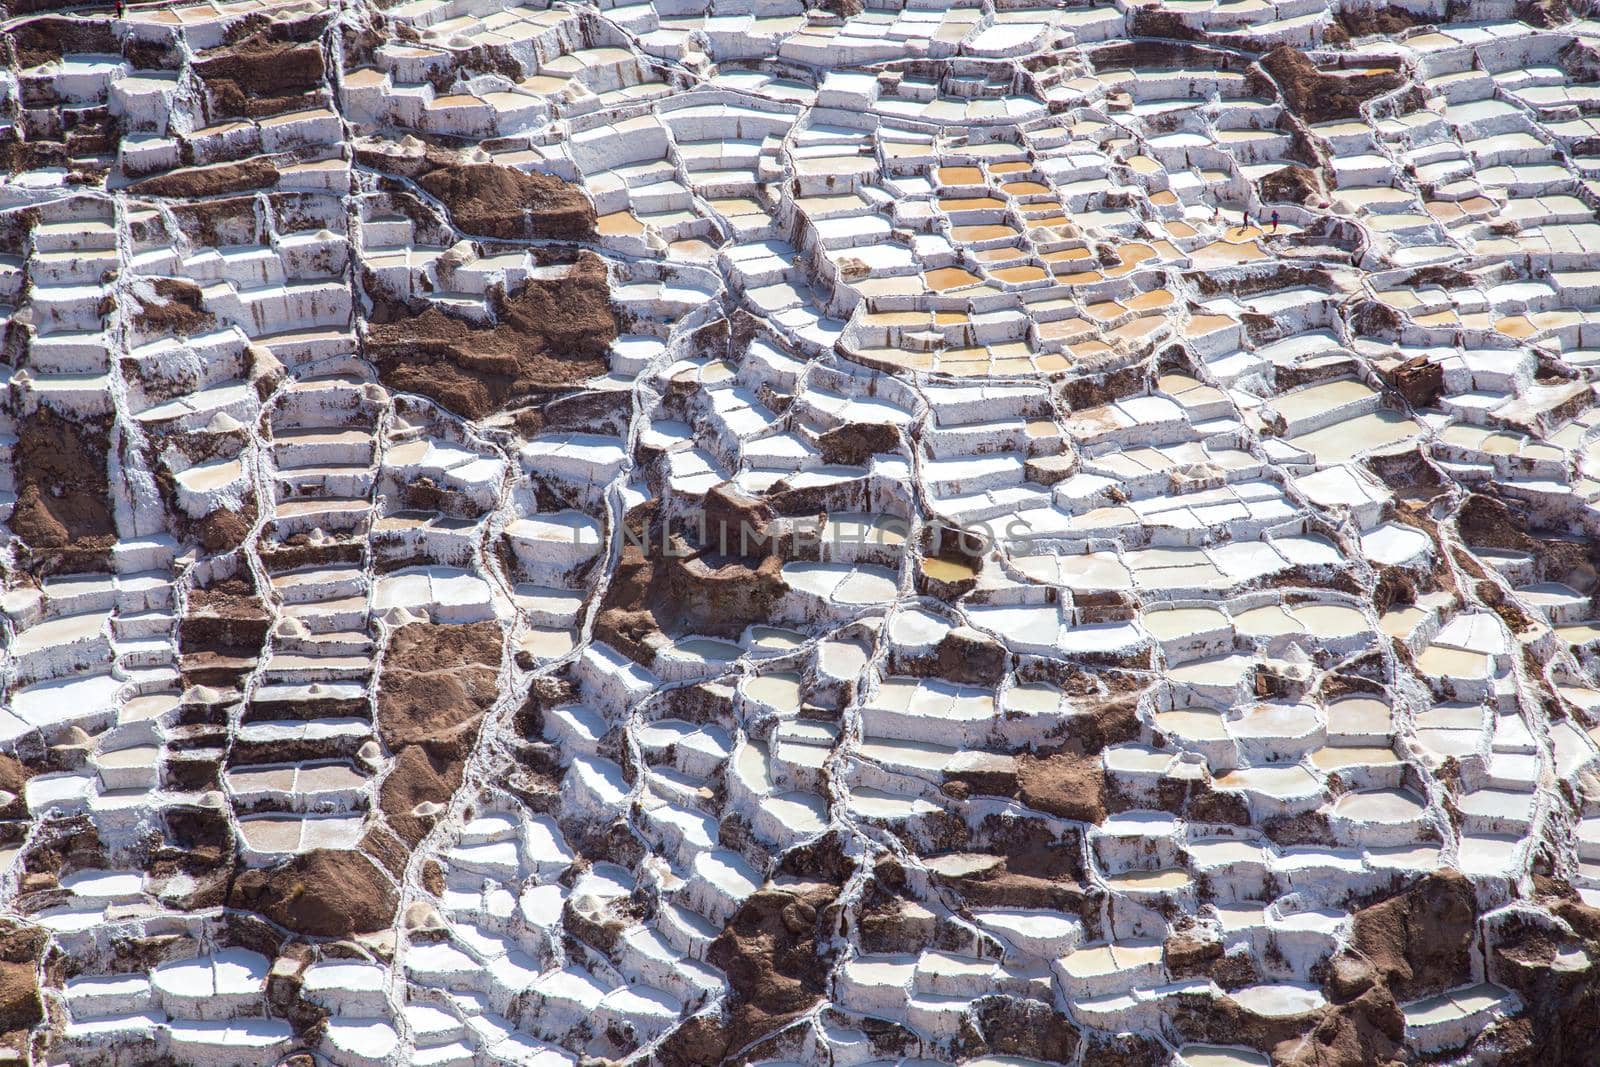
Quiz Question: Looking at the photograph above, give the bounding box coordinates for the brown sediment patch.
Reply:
[933,814,1091,911]
[10,408,114,574]
[193,32,325,119]
[950,696,1136,822]
[1366,446,1443,506]
[182,575,271,650]
[818,422,900,465]
[375,622,502,847]
[227,848,398,938]
[377,622,502,757]
[1258,163,1322,205]
[1172,985,1332,1058]
[0,138,67,178]
[1349,869,1477,1000]
[10,17,117,68]
[857,860,936,955]
[700,481,777,559]
[1454,493,1598,594]
[1165,932,1225,978]
[1089,40,1235,73]
[594,543,788,661]
[133,278,213,338]
[933,625,1008,685]
[511,387,633,439]
[662,550,787,635]
[0,757,31,824]
[417,163,595,241]
[595,500,789,664]
[0,925,44,1050]
[180,573,270,686]
[1372,567,1417,616]
[956,995,1084,1062]
[365,252,615,420]
[659,840,846,1066]
[378,742,467,848]
[1262,46,1403,124]
[1330,5,1432,39]
[1192,264,1333,301]
[1382,355,1444,410]
[1015,748,1108,824]
[1456,493,1539,554]
[1126,6,1202,42]
[193,502,256,554]
[129,159,279,198]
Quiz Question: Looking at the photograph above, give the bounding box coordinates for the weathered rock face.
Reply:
[12,0,1600,1063]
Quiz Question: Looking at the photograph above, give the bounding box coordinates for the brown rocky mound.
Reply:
[10,17,117,68]
[818,422,900,465]
[661,866,842,1064]
[1348,869,1477,1000]
[133,278,213,338]
[1252,872,1479,1066]
[1262,46,1403,124]
[1258,163,1322,205]
[376,622,502,847]
[228,848,398,938]
[595,519,789,664]
[377,622,502,757]
[417,163,595,241]
[194,32,325,119]
[11,408,114,573]
[0,925,42,1053]
[1329,4,1431,40]
[366,251,615,419]
[1382,355,1444,410]
[129,159,279,198]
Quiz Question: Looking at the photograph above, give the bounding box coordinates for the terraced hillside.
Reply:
[4,0,1600,1064]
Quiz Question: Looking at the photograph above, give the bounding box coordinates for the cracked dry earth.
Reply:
[11,1,1600,1067]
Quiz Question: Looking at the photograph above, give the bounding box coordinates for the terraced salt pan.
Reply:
[10,1,1600,1065]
